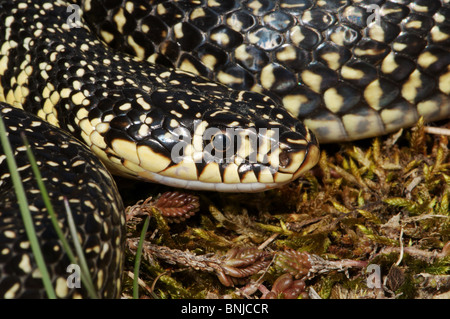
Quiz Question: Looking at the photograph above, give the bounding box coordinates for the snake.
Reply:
[0,0,448,298]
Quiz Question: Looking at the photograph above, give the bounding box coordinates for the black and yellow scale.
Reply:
[0,0,448,298]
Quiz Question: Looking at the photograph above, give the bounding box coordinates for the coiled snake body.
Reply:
[0,0,448,298]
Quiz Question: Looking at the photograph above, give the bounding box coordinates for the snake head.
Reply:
[100,83,319,192]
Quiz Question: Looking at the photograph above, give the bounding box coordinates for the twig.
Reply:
[258,233,279,250]
[424,126,450,136]
[395,227,404,266]
[126,271,153,295]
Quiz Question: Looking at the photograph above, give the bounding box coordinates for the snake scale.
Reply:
[0,0,449,298]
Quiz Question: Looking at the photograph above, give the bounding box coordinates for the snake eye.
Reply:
[211,133,232,152]
[279,150,290,168]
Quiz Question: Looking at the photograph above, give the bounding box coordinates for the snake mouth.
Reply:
[274,137,320,179]
[103,115,321,192]
[112,127,321,193]
[280,143,320,179]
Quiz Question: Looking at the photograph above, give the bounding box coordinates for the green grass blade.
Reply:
[20,132,99,298]
[0,115,56,299]
[21,132,77,263]
[133,214,151,299]
[63,199,99,299]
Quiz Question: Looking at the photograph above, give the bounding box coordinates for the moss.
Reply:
[120,121,450,299]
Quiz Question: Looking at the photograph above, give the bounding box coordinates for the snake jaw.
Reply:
[294,143,320,179]
[100,93,321,191]
[114,119,320,192]
[275,133,320,179]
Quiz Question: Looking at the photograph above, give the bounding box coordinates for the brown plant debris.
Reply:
[125,191,200,224]
[153,191,200,222]
[275,249,367,280]
[127,239,365,295]
[261,273,308,299]
[121,121,450,299]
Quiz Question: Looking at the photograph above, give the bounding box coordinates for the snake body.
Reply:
[0,0,448,298]
[84,0,450,142]
[0,104,124,298]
